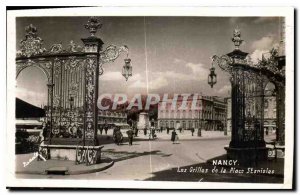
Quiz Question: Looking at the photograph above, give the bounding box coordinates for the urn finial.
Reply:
[232,27,244,50]
[84,17,102,37]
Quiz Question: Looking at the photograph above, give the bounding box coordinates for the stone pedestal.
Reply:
[39,144,103,165]
[225,146,268,165]
[137,112,149,133]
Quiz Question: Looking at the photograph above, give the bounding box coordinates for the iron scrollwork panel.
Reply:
[99,45,129,75]
[212,55,233,73]
[232,68,246,142]
[84,56,98,141]
[50,57,86,139]
[16,24,47,58]
[243,71,267,143]
[75,146,101,165]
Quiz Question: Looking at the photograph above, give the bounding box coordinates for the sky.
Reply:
[15,16,282,107]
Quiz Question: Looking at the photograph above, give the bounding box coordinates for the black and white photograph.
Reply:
[6,7,294,189]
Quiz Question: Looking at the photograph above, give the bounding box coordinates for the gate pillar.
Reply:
[82,17,104,146]
[211,28,269,165]
[225,47,268,165]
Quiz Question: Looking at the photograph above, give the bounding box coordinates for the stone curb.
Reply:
[16,160,114,175]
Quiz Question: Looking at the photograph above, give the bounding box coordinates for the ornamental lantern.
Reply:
[208,66,217,88]
[122,58,132,81]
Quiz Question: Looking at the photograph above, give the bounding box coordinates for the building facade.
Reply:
[157,94,226,131]
[97,110,127,127]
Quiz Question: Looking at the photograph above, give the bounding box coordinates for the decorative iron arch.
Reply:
[16,60,52,81]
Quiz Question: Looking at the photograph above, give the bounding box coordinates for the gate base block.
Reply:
[225,146,269,165]
[39,144,103,165]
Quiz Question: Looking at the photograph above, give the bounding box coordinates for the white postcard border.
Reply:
[6,6,294,189]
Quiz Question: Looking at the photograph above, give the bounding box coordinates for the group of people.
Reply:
[99,125,109,135]
[158,127,197,137]
[103,124,185,146]
[112,126,134,146]
[113,126,180,145]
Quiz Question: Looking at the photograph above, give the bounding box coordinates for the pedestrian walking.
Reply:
[134,127,138,137]
[167,127,170,134]
[171,129,178,144]
[113,126,123,145]
[99,127,103,135]
[197,128,202,137]
[175,133,179,143]
[41,122,47,141]
[191,128,195,136]
[42,121,50,141]
[151,128,157,139]
[126,129,134,146]
[104,125,108,135]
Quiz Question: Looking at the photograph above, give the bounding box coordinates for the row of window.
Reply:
[159,120,222,130]
[98,118,127,124]
[158,102,220,110]
[98,111,127,117]
[158,112,225,120]
[159,120,200,129]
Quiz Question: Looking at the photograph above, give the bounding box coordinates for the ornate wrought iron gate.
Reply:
[16,17,132,146]
[213,53,268,149]
[211,28,285,163]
